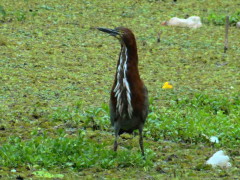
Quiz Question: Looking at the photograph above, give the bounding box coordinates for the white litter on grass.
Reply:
[162,16,202,29]
[11,169,17,173]
[206,150,231,168]
[236,22,240,28]
[202,134,219,144]
[210,136,219,143]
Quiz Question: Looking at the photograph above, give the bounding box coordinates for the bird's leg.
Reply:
[114,135,118,151]
[139,127,145,158]
[114,123,120,151]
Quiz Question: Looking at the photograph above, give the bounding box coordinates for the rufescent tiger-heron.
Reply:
[97,27,149,157]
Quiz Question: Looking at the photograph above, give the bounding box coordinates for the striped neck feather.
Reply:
[114,45,133,118]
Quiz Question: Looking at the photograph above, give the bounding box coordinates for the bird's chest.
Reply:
[113,75,133,118]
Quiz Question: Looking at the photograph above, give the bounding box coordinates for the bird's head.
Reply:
[97,27,136,48]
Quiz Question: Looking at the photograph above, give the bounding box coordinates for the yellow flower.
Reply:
[162,82,173,89]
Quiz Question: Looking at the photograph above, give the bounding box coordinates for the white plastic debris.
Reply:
[11,169,17,173]
[236,22,240,28]
[202,134,220,144]
[162,16,202,29]
[210,136,219,143]
[206,150,231,168]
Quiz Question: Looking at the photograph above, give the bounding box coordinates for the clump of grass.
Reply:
[49,103,110,131]
[0,5,6,21]
[205,12,240,26]
[146,92,240,146]
[0,129,154,170]
[0,6,28,22]
[0,35,7,46]
[14,10,27,21]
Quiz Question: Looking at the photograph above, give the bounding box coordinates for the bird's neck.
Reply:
[116,44,139,83]
[118,43,139,73]
[113,44,139,118]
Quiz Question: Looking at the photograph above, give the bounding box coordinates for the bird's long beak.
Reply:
[97,27,119,37]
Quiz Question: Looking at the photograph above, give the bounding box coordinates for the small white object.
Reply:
[11,169,17,173]
[236,22,240,28]
[163,16,202,29]
[210,136,219,143]
[206,150,232,168]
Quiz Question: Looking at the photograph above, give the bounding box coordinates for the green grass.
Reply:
[0,92,239,178]
[206,12,240,26]
[0,130,154,170]
[147,91,239,145]
[0,0,240,179]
